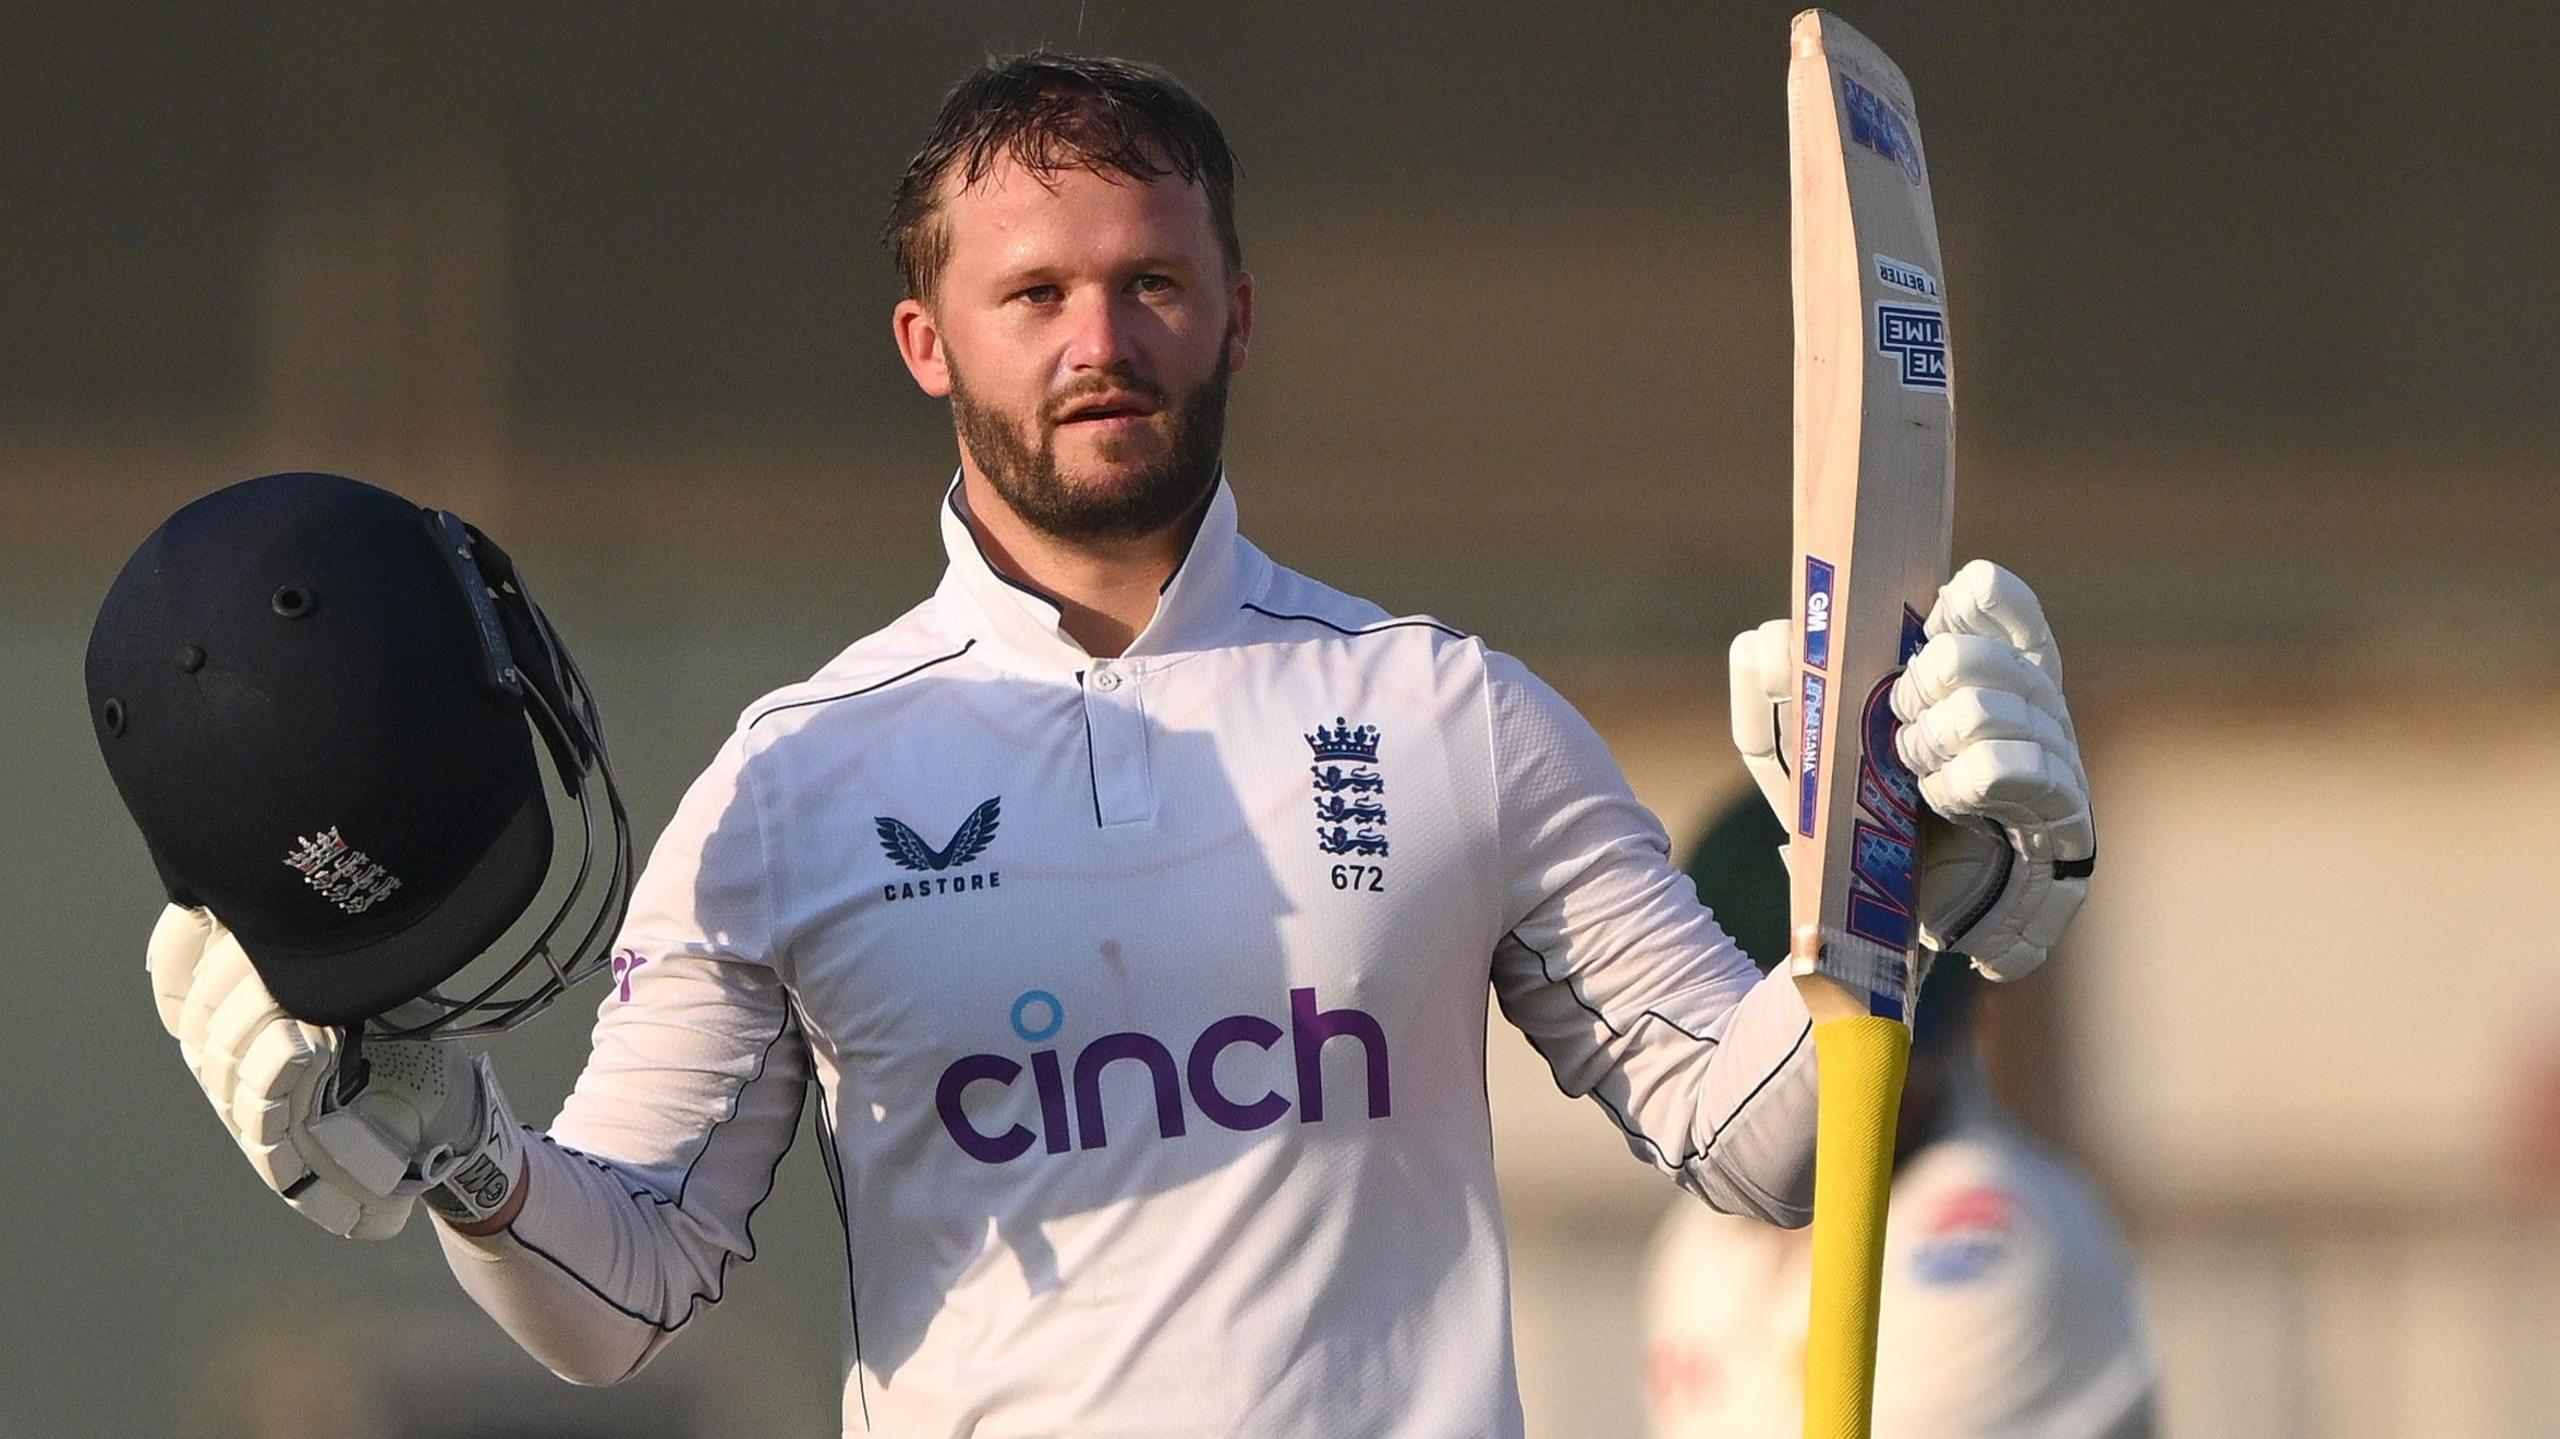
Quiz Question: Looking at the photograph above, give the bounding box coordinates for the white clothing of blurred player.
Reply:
[146,51,2102,1439]
[1645,804,2153,1439]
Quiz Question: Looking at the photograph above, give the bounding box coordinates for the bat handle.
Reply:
[1801,1011,1911,1438]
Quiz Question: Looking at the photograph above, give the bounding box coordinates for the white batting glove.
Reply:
[1729,617,1802,839]
[1727,560,2094,981]
[1890,561,2094,979]
[146,904,526,1239]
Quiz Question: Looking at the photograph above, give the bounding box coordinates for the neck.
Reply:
[956,469,1207,658]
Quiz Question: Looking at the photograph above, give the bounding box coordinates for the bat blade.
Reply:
[1789,7,1953,1015]
[1784,10,1955,1437]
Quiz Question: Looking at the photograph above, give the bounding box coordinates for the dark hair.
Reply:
[884,51,1242,301]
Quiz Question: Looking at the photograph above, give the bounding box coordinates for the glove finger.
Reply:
[1731,619,1799,826]
[243,1135,321,1201]
[1925,560,2062,681]
[288,1180,366,1239]
[146,905,217,1038]
[202,967,291,1071]
[1919,739,2080,821]
[195,972,287,1105]
[1920,742,2096,860]
[345,1199,414,1243]
[1728,630,1776,761]
[1754,618,1793,703]
[176,931,258,1068]
[1728,619,1792,753]
[235,1088,299,1151]
[1892,633,2071,734]
[1897,686,2081,786]
[231,1022,328,1146]
[1896,686,2085,791]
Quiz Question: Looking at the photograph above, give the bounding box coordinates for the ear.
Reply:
[1223,269,1254,375]
[894,297,953,398]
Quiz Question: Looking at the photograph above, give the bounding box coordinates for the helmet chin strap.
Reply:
[332,1025,370,1107]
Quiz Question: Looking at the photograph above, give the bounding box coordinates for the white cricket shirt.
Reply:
[440,478,1822,1437]
[1643,1080,2156,1438]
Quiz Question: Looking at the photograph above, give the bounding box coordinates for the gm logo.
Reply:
[1876,304,1948,391]
[1803,556,1836,671]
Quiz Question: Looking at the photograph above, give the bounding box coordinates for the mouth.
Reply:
[1052,393,1163,428]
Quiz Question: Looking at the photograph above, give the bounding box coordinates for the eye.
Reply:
[1130,273,1176,296]
[1015,283,1063,306]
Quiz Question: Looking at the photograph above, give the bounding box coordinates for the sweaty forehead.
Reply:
[936,157,1220,279]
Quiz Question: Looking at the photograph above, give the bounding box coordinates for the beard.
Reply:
[949,354,1230,544]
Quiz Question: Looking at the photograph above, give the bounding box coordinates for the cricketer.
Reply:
[130,53,2096,1436]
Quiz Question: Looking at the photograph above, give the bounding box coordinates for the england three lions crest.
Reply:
[1307,718,1388,858]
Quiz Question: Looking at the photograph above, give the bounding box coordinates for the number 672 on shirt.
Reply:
[1330,863,1386,893]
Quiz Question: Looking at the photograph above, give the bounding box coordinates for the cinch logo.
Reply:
[935,987,1392,1164]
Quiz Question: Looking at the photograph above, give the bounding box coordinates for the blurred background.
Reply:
[7,2,2557,1434]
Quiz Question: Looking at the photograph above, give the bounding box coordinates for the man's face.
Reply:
[894,155,1251,544]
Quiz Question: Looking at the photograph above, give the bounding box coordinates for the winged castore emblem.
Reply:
[876,796,1003,872]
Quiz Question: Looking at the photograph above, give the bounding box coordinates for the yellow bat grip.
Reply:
[1802,1013,1912,1439]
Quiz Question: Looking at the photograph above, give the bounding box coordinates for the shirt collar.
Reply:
[934,473,1261,674]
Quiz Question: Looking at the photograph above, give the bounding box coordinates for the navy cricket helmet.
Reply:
[86,472,632,1036]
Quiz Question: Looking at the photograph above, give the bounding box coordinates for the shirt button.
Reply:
[1092,667,1122,692]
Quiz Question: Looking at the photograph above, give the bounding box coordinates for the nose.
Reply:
[1060,287,1143,376]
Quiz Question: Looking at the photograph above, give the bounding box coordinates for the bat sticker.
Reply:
[1797,671,1828,838]
[1875,303,1948,390]
[1841,74,1925,183]
[1872,254,1941,299]
[1804,556,1836,670]
[1843,607,1932,952]
[1843,678,1919,951]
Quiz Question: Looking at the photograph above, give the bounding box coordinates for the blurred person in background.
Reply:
[136,50,2099,1437]
[1643,798,2155,1438]
[2499,1032,2560,1204]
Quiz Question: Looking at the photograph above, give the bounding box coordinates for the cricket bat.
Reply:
[1785,11,1955,1437]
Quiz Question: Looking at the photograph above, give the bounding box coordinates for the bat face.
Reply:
[1786,10,1954,1023]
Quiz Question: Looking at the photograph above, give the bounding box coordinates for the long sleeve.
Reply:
[437,727,811,1384]
[1484,651,1818,1225]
